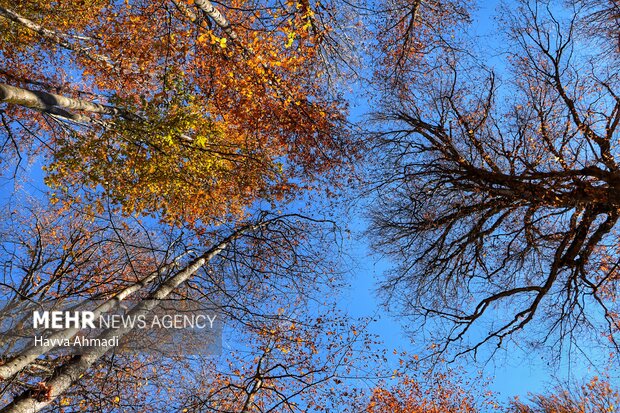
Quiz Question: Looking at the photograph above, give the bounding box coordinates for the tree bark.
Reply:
[193,0,239,41]
[0,83,120,117]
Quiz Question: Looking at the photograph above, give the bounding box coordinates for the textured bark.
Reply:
[0,83,141,125]
[194,0,239,41]
[1,83,117,116]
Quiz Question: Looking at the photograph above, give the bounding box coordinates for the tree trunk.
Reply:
[0,252,189,380]
[0,223,261,413]
[194,0,239,41]
[0,6,112,66]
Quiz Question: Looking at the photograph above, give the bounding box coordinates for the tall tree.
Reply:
[0,0,364,410]
[0,201,364,412]
[368,0,620,360]
[366,368,496,413]
[367,373,619,413]
[0,0,353,225]
[509,377,620,413]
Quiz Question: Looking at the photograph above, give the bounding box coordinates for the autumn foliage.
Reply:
[2,0,620,411]
[367,374,484,413]
[368,374,619,413]
[0,0,361,411]
[0,0,351,226]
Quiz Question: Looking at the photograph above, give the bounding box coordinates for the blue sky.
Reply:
[334,0,620,403]
[2,0,619,408]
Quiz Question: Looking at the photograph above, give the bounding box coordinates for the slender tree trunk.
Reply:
[0,7,112,66]
[0,83,195,140]
[0,223,262,413]
[241,378,263,413]
[0,252,189,380]
[193,0,239,41]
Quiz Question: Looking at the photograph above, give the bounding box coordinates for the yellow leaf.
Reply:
[286,32,295,48]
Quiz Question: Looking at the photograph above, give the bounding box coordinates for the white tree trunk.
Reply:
[193,0,239,41]
[0,7,113,66]
[0,83,121,118]
[0,223,262,413]
[0,253,189,380]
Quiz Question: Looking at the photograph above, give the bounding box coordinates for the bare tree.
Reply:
[369,0,620,360]
[0,203,360,412]
[572,0,620,56]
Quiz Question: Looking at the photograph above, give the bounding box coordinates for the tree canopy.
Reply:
[0,0,365,411]
[369,0,620,360]
[1,0,620,411]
